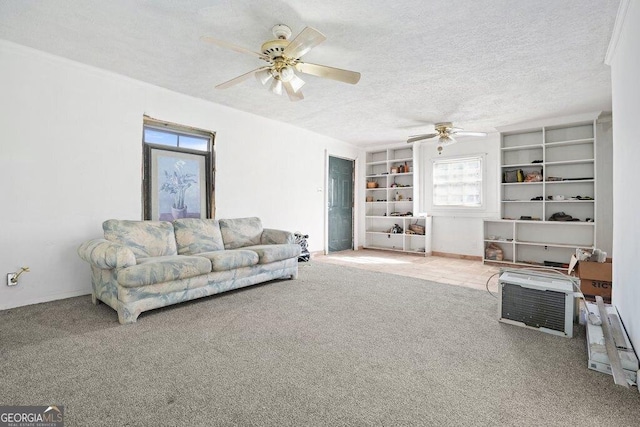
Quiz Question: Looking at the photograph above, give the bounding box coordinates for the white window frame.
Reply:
[431,155,484,209]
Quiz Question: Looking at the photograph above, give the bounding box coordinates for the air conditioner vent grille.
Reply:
[501,283,566,332]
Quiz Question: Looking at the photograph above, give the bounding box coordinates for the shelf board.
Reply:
[365,216,415,219]
[545,159,594,166]
[502,163,544,168]
[545,179,594,184]
[546,199,594,203]
[365,234,421,239]
[511,220,595,226]
[545,138,594,148]
[364,245,426,255]
[365,160,388,166]
[515,241,594,249]
[365,232,403,235]
[501,144,543,151]
[365,201,387,204]
[482,259,517,265]
[484,239,514,243]
[502,182,543,186]
[502,199,594,203]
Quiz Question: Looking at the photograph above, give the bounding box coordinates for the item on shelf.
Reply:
[531,196,543,200]
[391,167,398,174]
[387,224,403,234]
[544,261,569,268]
[546,176,563,181]
[404,161,409,173]
[395,191,401,201]
[520,216,532,220]
[485,243,504,261]
[390,211,412,217]
[409,222,425,235]
[552,195,565,201]
[548,211,579,221]
[503,169,524,183]
[575,195,594,200]
[366,196,374,202]
[366,181,379,188]
[524,171,543,182]
[531,160,543,163]
[563,177,593,181]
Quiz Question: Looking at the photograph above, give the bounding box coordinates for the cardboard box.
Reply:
[576,259,612,300]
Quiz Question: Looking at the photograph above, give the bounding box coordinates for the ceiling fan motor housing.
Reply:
[272,24,292,40]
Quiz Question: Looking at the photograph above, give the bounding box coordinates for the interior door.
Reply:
[328,156,354,252]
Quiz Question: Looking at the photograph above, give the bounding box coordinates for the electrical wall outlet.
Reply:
[7,273,18,286]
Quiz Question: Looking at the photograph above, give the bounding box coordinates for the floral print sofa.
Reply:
[78,217,301,324]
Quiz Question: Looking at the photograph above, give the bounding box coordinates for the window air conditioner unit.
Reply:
[498,269,579,338]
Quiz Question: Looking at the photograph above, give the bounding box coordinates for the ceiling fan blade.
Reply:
[407,133,438,143]
[283,81,304,102]
[451,131,488,137]
[283,27,326,59]
[295,62,361,84]
[215,67,270,89]
[200,36,270,61]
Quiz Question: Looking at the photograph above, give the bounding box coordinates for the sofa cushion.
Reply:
[173,219,225,255]
[242,244,301,264]
[103,220,177,258]
[195,250,259,272]
[116,255,211,287]
[219,217,263,249]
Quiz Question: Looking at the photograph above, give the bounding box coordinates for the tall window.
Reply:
[142,117,215,220]
[432,156,483,207]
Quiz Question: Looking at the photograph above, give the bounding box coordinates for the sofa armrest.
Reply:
[261,228,295,245]
[78,239,137,270]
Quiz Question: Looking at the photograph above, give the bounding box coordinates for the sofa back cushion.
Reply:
[173,219,225,255]
[219,217,263,249]
[103,220,177,258]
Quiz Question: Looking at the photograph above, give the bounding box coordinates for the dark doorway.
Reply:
[328,156,354,252]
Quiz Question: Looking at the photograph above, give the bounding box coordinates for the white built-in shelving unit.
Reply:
[364,145,432,255]
[484,119,597,267]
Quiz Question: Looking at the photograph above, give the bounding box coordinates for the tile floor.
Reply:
[314,249,501,294]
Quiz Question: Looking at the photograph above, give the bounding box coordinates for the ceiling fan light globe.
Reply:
[255,69,273,86]
[438,135,456,146]
[270,78,283,95]
[279,66,295,82]
[288,73,305,92]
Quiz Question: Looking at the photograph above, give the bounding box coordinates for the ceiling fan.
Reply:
[201,24,361,101]
[407,122,487,154]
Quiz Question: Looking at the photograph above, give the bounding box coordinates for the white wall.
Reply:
[608,1,640,353]
[0,40,360,310]
[595,116,613,255]
[420,133,501,257]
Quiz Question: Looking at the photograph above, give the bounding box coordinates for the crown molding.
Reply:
[604,0,631,65]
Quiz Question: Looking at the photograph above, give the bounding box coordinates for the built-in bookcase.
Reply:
[484,119,597,267]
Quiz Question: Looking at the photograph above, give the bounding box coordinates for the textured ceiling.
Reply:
[0,0,619,146]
